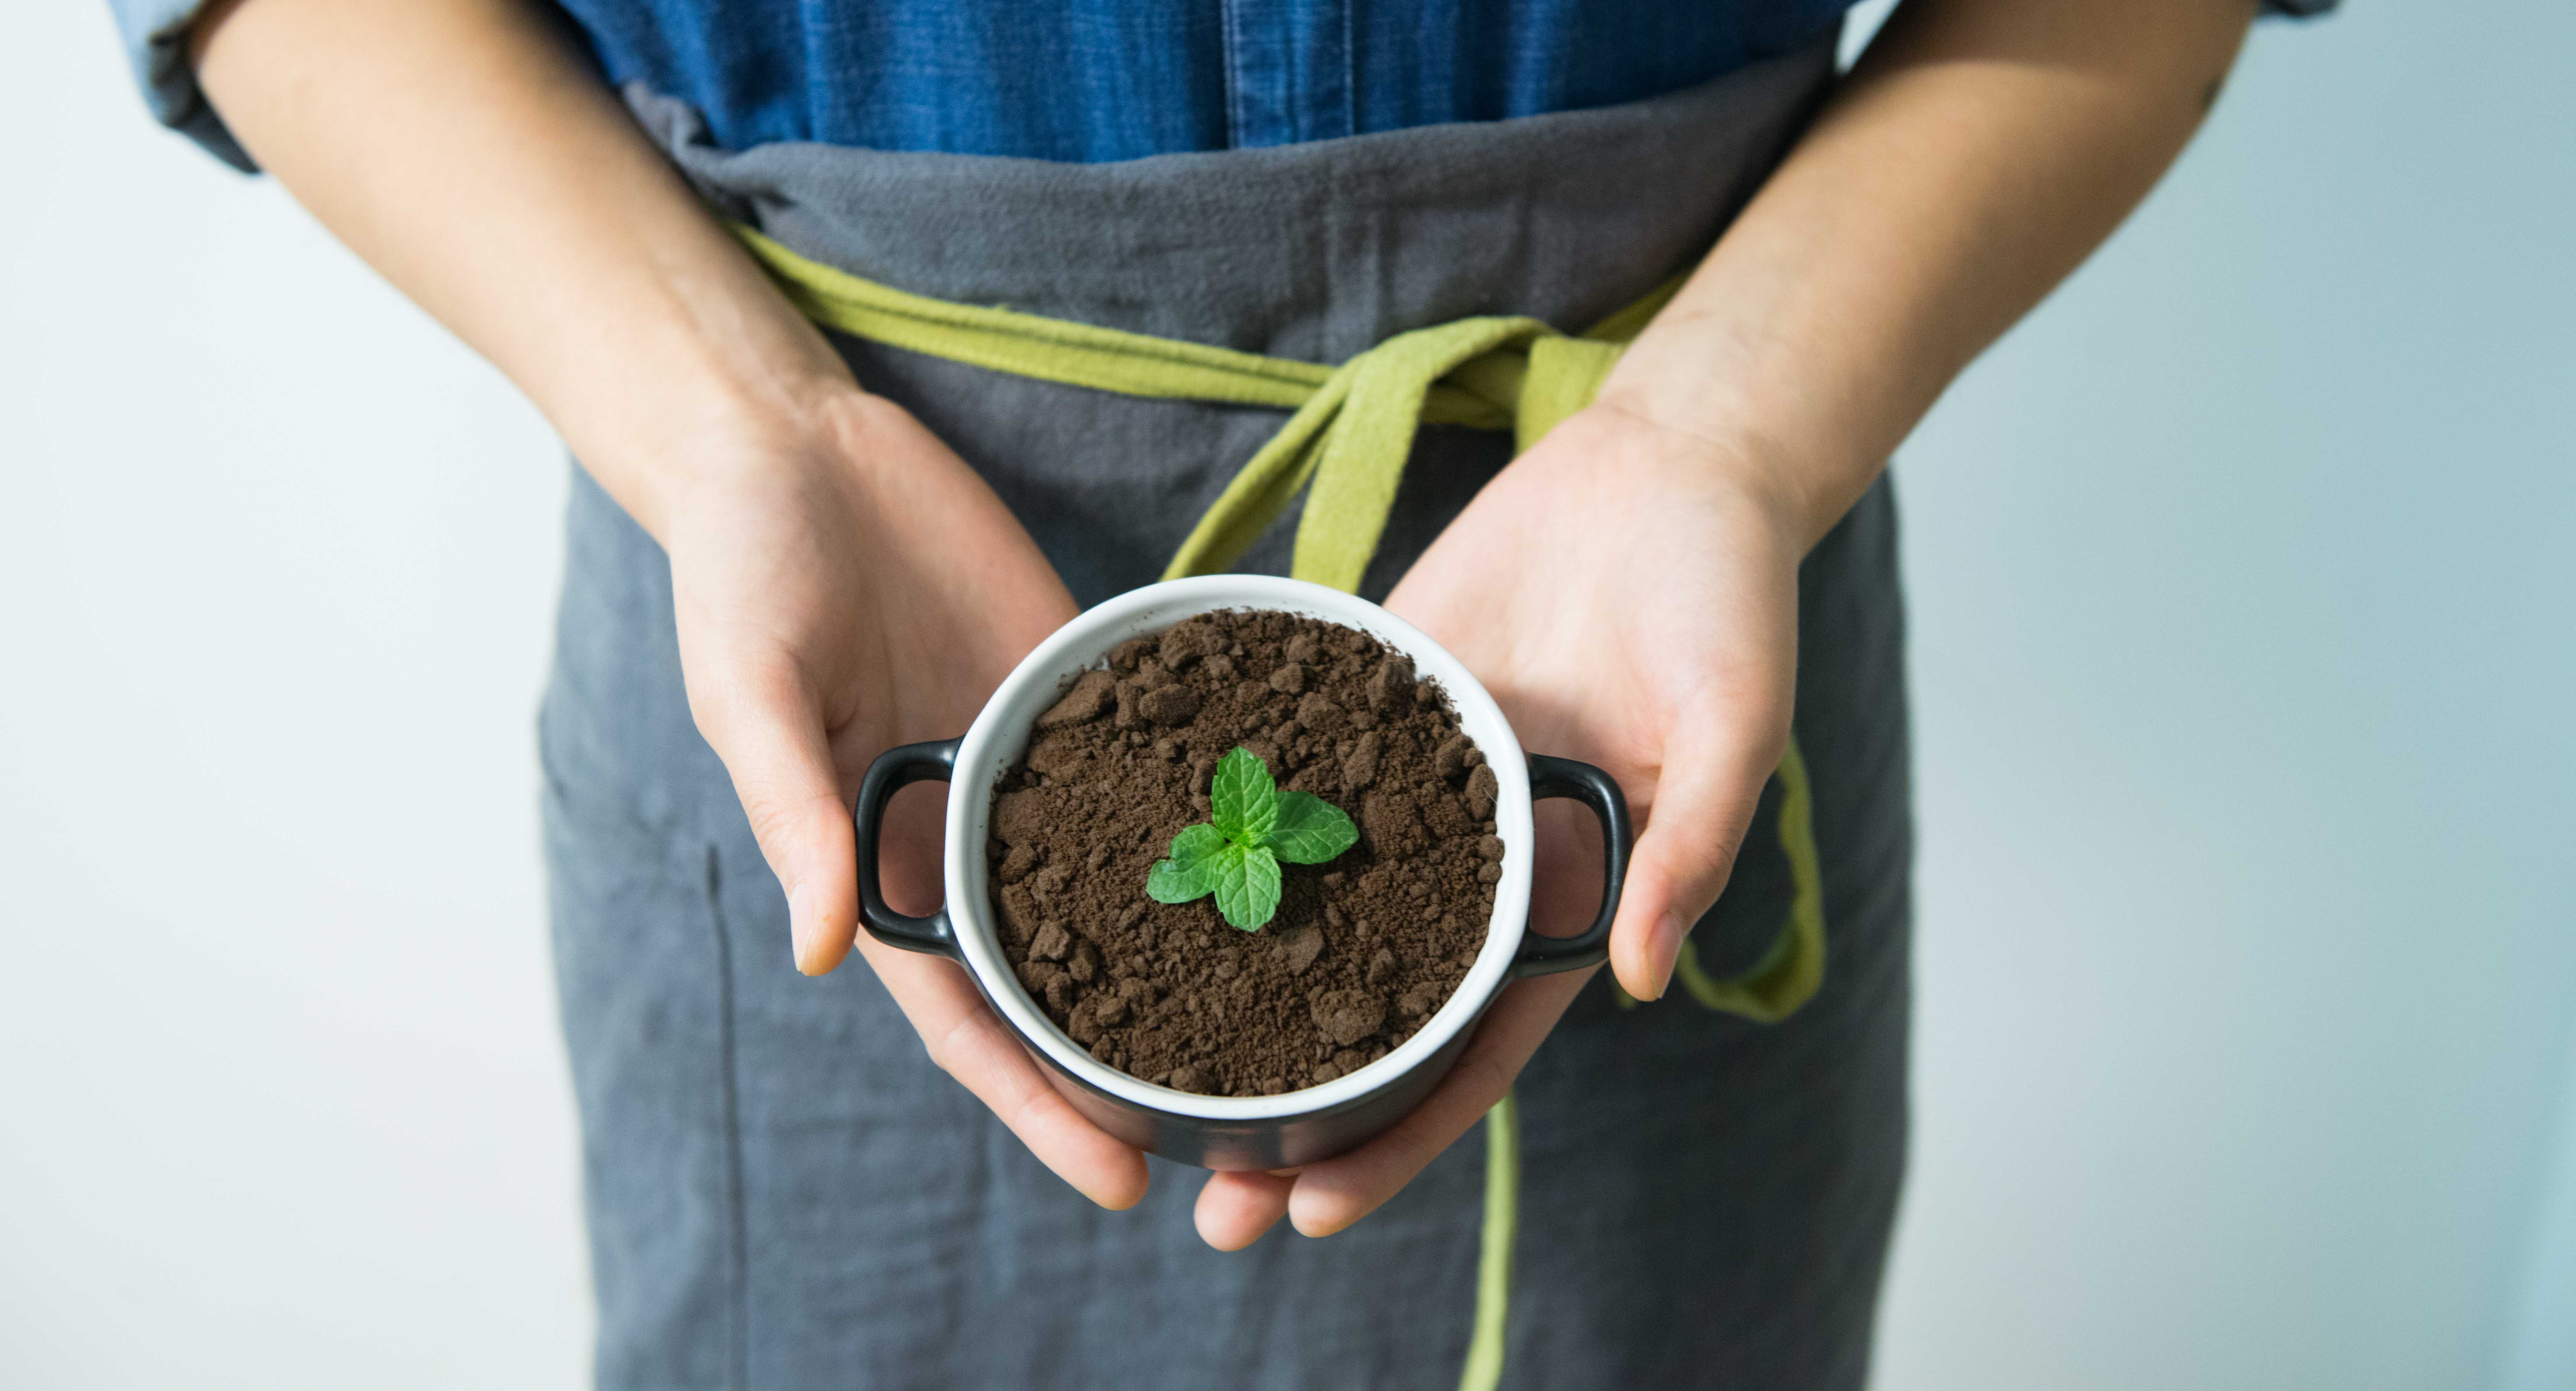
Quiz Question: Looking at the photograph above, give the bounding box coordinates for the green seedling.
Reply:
[1146,746,1358,931]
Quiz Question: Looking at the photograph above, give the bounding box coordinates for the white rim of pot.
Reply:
[944,575,1536,1121]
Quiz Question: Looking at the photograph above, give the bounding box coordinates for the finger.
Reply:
[1194,1169,1296,1251]
[689,656,863,976]
[862,936,1153,1210]
[1284,969,1587,1237]
[1609,712,1784,1001]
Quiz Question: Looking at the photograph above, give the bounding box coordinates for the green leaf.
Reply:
[1149,750,1309,927]
[1211,844,1282,931]
[1210,747,1277,844]
[1146,823,1230,903]
[1266,790,1359,865]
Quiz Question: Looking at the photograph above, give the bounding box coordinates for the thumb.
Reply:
[693,663,861,977]
[1609,711,1785,1002]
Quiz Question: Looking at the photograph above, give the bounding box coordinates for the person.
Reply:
[110,0,2328,1385]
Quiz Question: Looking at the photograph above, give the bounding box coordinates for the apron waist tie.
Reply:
[736,223,1827,1390]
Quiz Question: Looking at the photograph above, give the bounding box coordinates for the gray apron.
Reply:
[544,30,1911,1389]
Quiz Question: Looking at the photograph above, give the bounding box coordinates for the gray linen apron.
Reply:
[544,30,1911,1389]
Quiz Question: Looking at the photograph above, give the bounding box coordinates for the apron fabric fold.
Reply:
[545,31,1913,1389]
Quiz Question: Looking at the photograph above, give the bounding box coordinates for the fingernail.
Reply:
[787,881,822,974]
[1644,912,1685,1001]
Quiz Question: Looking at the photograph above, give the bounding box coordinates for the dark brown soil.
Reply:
[987,609,1504,1097]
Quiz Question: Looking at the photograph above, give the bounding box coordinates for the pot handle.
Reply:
[1509,754,1634,978]
[853,737,965,959]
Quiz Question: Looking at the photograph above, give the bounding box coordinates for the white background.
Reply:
[5,2,2570,1387]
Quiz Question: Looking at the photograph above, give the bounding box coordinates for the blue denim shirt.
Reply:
[114,0,2336,173]
[552,0,1851,161]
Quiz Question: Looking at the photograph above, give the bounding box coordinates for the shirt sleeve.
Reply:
[107,0,257,172]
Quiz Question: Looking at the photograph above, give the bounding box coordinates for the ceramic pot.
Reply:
[852,575,1629,1170]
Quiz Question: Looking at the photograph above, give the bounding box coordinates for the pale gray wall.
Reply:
[2,10,583,1386]
[3,2,2567,1387]
[1853,3,2576,1387]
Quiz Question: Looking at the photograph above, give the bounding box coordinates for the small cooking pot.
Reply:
[852,575,1630,1171]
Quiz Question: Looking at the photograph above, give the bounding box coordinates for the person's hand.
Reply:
[659,388,1153,1211]
[1190,401,1807,1247]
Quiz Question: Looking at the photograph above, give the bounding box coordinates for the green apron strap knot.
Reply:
[1148,313,1580,592]
[1292,317,1552,592]
[1160,366,1360,581]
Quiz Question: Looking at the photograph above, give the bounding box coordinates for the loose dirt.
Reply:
[988,609,1503,1097]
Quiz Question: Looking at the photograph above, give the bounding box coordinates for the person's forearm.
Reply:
[1603,0,2256,544]
[189,0,854,536]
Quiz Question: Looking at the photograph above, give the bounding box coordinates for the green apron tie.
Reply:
[738,223,1828,1390]
[1163,318,1625,590]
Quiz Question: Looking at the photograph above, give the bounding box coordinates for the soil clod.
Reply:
[1311,988,1388,1046]
[1367,653,1415,711]
[1038,670,1116,729]
[1279,925,1325,976]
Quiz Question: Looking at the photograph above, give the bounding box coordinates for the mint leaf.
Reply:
[1266,791,1359,864]
[1210,746,1277,843]
[1146,822,1231,903]
[1211,844,1282,931]
[1142,746,1354,931]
